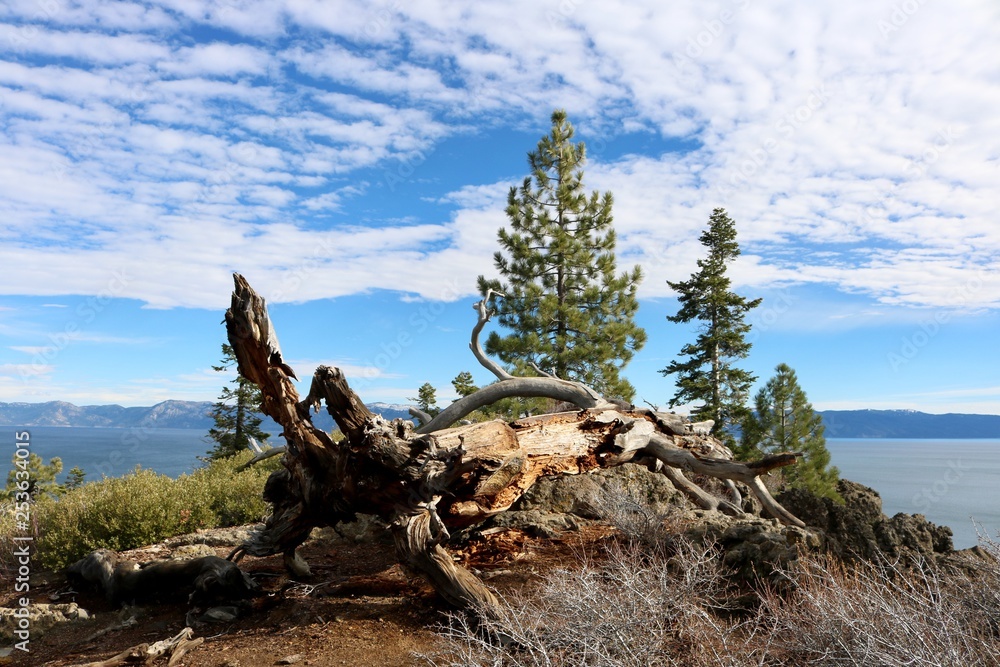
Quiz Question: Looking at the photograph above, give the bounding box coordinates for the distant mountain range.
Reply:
[0,402,996,439]
[818,410,1000,439]
[0,400,415,432]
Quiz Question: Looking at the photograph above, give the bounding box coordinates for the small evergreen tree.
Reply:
[478,109,646,401]
[206,343,270,460]
[2,453,64,501]
[451,371,479,398]
[410,382,440,417]
[65,466,86,491]
[742,363,841,501]
[660,207,761,444]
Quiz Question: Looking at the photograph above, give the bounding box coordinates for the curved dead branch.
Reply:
[642,434,805,528]
[409,406,432,426]
[660,466,743,516]
[420,293,611,432]
[470,290,512,381]
[418,376,613,433]
[235,446,285,471]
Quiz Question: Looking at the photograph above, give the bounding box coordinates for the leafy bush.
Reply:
[185,450,280,527]
[2,450,282,571]
[33,468,215,570]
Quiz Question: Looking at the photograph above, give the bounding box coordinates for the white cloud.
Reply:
[0,363,53,377]
[9,346,49,354]
[286,358,403,382]
[0,0,995,316]
[1,25,171,64]
[158,42,271,78]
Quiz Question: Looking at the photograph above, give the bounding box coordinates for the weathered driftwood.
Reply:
[68,627,201,667]
[224,274,804,612]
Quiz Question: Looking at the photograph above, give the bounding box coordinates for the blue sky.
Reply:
[0,0,997,415]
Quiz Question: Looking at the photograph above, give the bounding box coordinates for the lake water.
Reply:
[3,428,997,549]
[826,438,1000,549]
[1,425,222,481]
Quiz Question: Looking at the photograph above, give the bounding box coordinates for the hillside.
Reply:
[0,400,415,431]
[2,402,997,438]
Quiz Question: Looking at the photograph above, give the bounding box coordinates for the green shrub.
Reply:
[183,450,279,527]
[14,451,283,571]
[34,467,216,570]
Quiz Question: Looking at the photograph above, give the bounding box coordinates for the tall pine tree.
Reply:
[477,110,646,402]
[206,343,271,460]
[661,208,761,442]
[742,363,841,501]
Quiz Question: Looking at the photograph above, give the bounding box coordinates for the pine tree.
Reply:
[410,382,440,417]
[2,453,63,501]
[477,110,646,401]
[65,466,86,491]
[742,363,841,501]
[660,207,761,443]
[206,343,270,460]
[451,371,479,398]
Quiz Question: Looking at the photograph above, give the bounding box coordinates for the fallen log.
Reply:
[225,274,804,613]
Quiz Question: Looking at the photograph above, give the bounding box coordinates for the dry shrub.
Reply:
[593,481,688,549]
[422,538,759,667]
[423,497,1000,667]
[761,547,1000,667]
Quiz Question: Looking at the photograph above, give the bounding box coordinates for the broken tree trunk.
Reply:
[225,274,804,613]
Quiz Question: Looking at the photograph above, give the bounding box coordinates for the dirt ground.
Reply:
[2,525,613,667]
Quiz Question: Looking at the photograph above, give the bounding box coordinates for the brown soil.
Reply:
[3,526,614,667]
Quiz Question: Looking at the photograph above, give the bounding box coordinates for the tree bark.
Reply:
[225,274,805,614]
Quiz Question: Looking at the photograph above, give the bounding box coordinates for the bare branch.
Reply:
[417,376,612,433]
[529,361,557,379]
[661,466,743,516]
[470,290,511,381]
[409,406,432,426]
[643,434,805,528]
[235,446,286,472]
[68,627,200,667]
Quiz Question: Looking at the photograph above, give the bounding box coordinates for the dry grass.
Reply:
[422,539,760,667]
[761,549,1000,666]
[424,528,1000,667]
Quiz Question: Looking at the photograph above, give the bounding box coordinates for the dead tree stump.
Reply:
[224,274,803,613]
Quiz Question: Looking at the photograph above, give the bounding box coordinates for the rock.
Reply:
[0,603,92,642]
[276,655,304,665]
[171,544,217,559]
[485,509,581,538]
[475,463,689,539]
[777,479,954,564]
[684,514,820,581]
[201,606,240,623]
[166,525,263,548]
[312,514,391,545]
[515,463,687,518]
